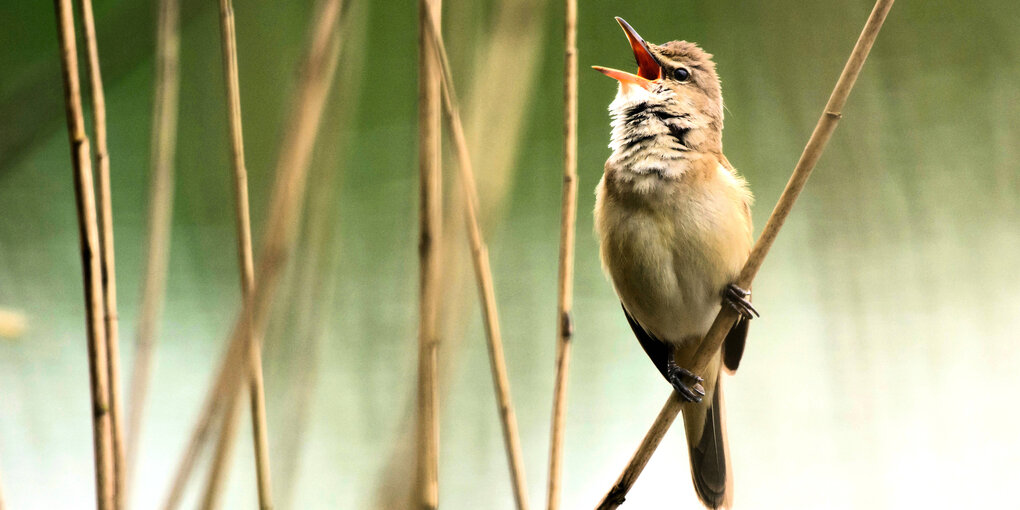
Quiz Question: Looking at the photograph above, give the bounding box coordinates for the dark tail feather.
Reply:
[682,372,733,509]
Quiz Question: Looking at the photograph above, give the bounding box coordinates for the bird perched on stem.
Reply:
[593,17,758,509]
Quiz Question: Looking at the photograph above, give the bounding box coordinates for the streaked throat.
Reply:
[607,86,700,187]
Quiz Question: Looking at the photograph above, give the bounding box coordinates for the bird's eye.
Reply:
[673,67,691,82]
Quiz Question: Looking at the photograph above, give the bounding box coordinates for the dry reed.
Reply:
[462,0,547,208]
[273,163,335,508]
[53,0,115,506]
[415,0,442,507]
[125,0,180,498]
[421,9,531,509]
[195,0,274,507]
[159,1,345,507]
[159,347,235,510]
[273,12,363,496]
[546,0,577,508]
[595,1,895,507]
[374,2,548,507]
[76,0,126,505]
[199,389,245,510]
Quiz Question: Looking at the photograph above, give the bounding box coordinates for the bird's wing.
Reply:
[717,153,753,375]
[622,298,749,377]
[622,303,735,507]
[621,303,673,383]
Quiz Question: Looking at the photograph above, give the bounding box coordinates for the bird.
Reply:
[593,17,758,509]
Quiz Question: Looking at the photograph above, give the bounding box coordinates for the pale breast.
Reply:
[596,158,752,344]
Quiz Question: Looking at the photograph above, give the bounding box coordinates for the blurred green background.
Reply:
[2,0,1020,508]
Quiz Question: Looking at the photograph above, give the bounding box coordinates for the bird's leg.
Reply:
[724,283,759,319]
[667,355,705,403]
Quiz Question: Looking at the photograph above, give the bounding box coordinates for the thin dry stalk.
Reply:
[274,184,331,508]
[595,1,895,507]
[374,3,547,504]
[125,0,180,497]
[463,0,547,209]
[415,0,442,508]
[246,344,272,506]
[199,338,266,510]
[159,1,344,506]
[423,11,530,510]
[53,0,115,507]
[198,0,274,507]
[77,0,126,505]
[546,0,577,508]
[275,41,357,498]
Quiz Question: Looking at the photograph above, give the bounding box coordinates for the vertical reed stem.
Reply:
[416,0,442,508]
[373,4,545,506]
[53,0,114,506]
[199,0,275,507]
[546,0,578,508]
[125,0,180,499]
[77,0,126,505]
[422,10,530,510]
[595,1,895,507]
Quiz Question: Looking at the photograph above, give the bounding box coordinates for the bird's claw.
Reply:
[725,283,759,319]
[667,364,705,403]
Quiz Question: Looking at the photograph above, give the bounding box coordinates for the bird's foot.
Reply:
[667,364,705,403]
[724,283,759,320]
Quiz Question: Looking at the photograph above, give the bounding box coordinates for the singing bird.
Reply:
[594,18,758,509]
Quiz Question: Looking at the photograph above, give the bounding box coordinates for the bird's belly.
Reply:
[601,210,725,345]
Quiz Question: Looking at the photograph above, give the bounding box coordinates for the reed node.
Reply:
[53,0,115,506]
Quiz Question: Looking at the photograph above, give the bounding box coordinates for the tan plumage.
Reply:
[597,153,752,343]
[594,21,753,509]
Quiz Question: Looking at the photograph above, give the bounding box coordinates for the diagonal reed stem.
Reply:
[76,0,126,505]
[595,0,895,507]
[422,9,530,510]
[159,1,344,508]
[53,0,115,507]
[196,0,274,507]
[547,0,578,508]
[415,0,442,508]
[274,9,362,504]
[198,385,245,510]
[125,0,180,501]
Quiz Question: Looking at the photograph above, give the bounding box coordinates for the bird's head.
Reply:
[595,18,724,153]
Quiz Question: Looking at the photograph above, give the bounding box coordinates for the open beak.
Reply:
[593,17,662,91]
